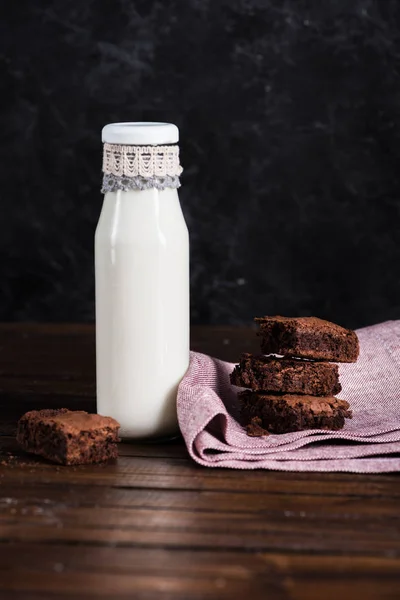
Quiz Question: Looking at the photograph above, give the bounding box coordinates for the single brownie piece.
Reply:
[255,316,359,362]
[240,390,352,435]
[17,409,120,465]
[231,353,341,396]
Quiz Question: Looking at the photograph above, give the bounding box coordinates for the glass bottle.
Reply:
[95,122,189,439]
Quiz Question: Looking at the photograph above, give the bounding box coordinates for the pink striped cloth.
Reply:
[177,320,400,472]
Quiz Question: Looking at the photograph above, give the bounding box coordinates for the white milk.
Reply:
[95,123,189,439]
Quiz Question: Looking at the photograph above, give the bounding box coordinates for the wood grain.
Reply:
[0,323,399,599]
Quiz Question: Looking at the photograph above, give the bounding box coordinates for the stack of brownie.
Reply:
[230,316,359,436]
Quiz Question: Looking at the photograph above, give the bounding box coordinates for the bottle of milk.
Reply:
[95,122,189,439]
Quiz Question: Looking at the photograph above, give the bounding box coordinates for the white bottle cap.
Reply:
[102,122,179,145]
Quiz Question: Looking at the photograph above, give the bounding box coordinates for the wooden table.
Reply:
[0,324,399,599]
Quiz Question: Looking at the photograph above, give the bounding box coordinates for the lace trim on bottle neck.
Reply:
[102,143,182,191]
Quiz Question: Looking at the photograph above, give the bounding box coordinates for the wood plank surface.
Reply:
[0,323,399,599]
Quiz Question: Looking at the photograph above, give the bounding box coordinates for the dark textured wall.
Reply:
[2,0,400,327]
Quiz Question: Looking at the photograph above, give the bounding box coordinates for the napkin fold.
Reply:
[177,320,400,472]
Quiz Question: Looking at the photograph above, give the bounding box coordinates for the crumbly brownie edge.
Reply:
[246,417,270,437]
[17,416,68,465]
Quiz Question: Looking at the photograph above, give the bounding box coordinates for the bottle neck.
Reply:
[101,143,183,194]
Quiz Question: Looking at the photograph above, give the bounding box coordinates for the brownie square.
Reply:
[231,353,341,396]
[255,316,359,362]
[240,390,352,435]
[17,409,120,465]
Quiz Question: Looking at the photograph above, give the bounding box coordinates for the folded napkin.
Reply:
[178,320,400,472]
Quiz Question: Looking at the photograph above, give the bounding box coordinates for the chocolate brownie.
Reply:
[231,353,341,396]
[255,316,359,362]
[17,409,120,465]
[240,390,352,435]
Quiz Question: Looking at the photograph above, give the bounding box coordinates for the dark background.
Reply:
[2,0,400,328]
